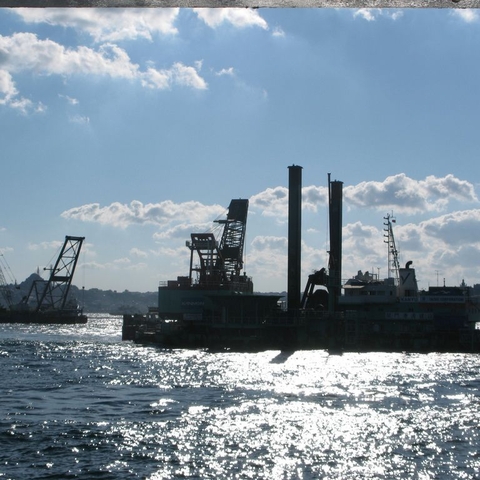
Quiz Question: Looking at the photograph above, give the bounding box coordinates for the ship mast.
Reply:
[383,214,400,285]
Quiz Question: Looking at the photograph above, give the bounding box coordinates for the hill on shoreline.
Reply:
[2,273,157,314]
[2,273,287,314]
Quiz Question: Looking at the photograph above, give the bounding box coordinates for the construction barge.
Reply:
[0,236,87,325]
[123,166,480,353]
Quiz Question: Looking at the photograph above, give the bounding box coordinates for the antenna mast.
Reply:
[383,214,400,285]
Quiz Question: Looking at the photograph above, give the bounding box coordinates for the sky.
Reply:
[1,7,480,295]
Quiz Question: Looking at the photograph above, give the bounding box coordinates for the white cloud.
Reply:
[389,11,404,21]
[28,240,63,251]
[344,174,478,214]
[247,235,288,288]
[451,9,479,23]
[60,94,79,105]
[419,209,480,247]
[0,70,19,100]
[272,26,286,38]
[353,9,404,22]
[250,186,289,219]
[251,235,287,252]
[0,32,207,109]
[12,8,180,42]
[0,69,37,113]
[246,174,478,221]
[340,209,480,287]
[69,114,90,124]
[0,34,135,77]
[58,174,480,290]
[61,200,226,229]
[114,257,131,265]
[130,247,148,258]
[142,62,207,90]
[169,62,207,90]
[153,222,212,241]
[354,9,378,22]
[216,67,235,77]
[194,8,268,30]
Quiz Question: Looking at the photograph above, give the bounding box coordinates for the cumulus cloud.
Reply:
[303,185,327,212]
[61,200,226,229]
[12,8,180,42]
[420,209,480,247]
[58,173,480,290]
[251,235,287,252]
[353,9,404,22]
[194,8,269,30]
[250,186,289,218]
[0,34,136,77]
[340,209,480,287]
[345,174,478,214]
[153,222,213,241]
[354,9,378,21]
[0,32,207,110]
[130,247,148,258]
[246,235,288,286]
[248,174,477,220]
[0,69,38,113]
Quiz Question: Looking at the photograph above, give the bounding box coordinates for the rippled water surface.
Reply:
[1,314,480,479]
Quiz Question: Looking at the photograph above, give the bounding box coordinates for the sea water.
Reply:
[1,314,479,479]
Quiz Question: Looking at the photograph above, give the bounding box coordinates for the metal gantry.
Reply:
[216,199,249,278]
[188,199,249,287]
[0,254,17,308]
[25,236,85,311]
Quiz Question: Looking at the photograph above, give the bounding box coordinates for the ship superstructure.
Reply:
[123,167,480,353]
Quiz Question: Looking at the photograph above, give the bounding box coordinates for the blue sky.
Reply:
[1,7,480,294]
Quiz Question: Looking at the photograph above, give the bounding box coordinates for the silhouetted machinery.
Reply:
[300,268,328,310]
[24,236,85,312]
[0,254,17,309]
[187,199,251,291]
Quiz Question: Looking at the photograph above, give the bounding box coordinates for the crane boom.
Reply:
[25,236,85,312]
[216,199,249,278]
[0,254,18,309]
[187,199,250,290]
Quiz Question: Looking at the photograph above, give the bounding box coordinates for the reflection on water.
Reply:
[1,315,479,479]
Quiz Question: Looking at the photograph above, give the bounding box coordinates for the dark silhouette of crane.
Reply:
[187,199,251,291]
[24,236,85,312]
[0,254,18,309]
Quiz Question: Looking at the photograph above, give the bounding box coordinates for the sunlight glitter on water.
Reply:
[1,318,480,479]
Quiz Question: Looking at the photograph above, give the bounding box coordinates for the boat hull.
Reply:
[0,309,88,325]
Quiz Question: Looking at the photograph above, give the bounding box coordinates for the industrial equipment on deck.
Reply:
[1,236,87,324]
[187,199,250,289]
